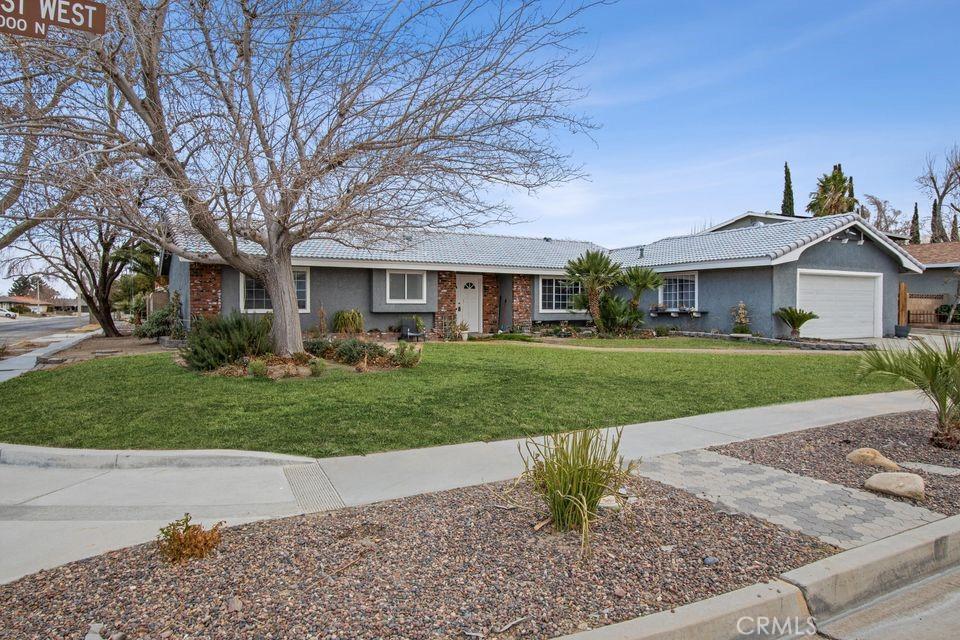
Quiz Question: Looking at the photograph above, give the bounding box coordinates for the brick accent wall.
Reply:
[189,263,222,319]
[512,274,533,331]
[482,274,500,333]
[434,270,458,336]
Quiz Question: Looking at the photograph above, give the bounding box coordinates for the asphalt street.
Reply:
[0,315,88,343]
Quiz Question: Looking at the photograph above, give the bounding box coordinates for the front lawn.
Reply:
[0,343,902,457]
[560,337,792,350]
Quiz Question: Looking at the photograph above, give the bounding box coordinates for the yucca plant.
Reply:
[621,266,663,308]
[859,339,960,449]
[521,427,636,550]
[774,306,819,338]
[564,250,622,333]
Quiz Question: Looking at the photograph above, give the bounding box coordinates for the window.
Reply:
[660,272,697,309]
[386,270,426,303]
[540,278,583,311]
[242,269,309,312]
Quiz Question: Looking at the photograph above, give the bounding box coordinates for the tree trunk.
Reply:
[85,292,121,337]
[260,249,304,356]
[588,289,603,333]
[932,421,960,450]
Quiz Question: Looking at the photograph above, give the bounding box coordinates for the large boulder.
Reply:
[846,447,901,471]
[864,472,925,501]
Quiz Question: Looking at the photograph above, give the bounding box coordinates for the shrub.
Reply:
[134,293,185,340]
[490,333,536,342]
[291,351,311,365]
[247,358,268,378]
[181,312,273,371]
[156,513,223,563]
[859,339,960,449]
[332,309,364,334]
[308,358,326,377]
[391,340,422,367]
[654,326,670,337]
[333,338,388,365]
[598,294,641,334]
[730,301,751,333]
[521,427,635,550]
[774,306,819,339]
[304,337,338,358]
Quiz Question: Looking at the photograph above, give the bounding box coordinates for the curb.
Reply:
[0,443,316,469]
[556,580,809,640]
[781,513,960,622]
[556,515,960,640]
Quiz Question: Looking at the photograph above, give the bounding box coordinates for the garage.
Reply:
[796,269,882,339]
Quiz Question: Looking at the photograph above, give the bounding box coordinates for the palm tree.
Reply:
[621,266,663,309]
[807,164,857,216]
[564,251,622,333]
[858,339,960,449]
[773,307,819,338]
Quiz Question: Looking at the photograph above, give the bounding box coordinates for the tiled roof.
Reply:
[610,214,916,268]
[904,242,960,266]
[178,230,604,271]
[0,295,54,305]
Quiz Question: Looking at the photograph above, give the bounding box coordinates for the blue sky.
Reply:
[487,0,960,247]
[4,0,959,296]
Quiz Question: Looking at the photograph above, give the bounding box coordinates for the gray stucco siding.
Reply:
[902,268,956,297]
[221,266,435,332]
[168,255,190,325]
[772,235,903,336]
[626,267,776,336]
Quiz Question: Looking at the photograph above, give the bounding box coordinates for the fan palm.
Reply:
[858,339,960,449]
[564,251,622,333]
[773,307,819,338]
[621,266,663,308]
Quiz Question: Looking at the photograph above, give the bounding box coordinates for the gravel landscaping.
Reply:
[0,477,833,639]
[714,410,960,516]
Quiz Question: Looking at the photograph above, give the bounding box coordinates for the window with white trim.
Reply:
[540,278,583,311]
[660,273,697,309]
[242,269,308,311]
[386,270,426,303]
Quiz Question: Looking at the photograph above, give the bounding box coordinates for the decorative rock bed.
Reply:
[670,330,872,350]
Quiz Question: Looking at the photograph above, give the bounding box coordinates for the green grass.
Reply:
[562,337,791,349]
[0,343,902,457]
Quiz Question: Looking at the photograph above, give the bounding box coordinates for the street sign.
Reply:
[0,0,106,39]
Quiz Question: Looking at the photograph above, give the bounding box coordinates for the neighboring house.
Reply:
[902,243,960,325]
[49,298,90,313]
[0,295,52,314]
[166,212,922,340]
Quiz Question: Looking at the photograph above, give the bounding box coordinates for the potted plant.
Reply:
[455,320,470,341]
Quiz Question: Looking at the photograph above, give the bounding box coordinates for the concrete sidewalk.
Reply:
[0,389,928,583]
[0,330,98,383]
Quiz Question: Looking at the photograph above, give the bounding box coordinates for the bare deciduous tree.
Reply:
[917,145,960,240]
[18,0,597,354]
[861,194,907,234]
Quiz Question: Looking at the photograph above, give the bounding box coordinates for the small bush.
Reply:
[732,323,751,334]
[134,293,185,340]
[391,340,422,367]
[304,337,338,358]
[332,309,364,334]
[156,513,223,563]
[490,333,535,342]
[333,338,388,365]
[308,358,326,377]
[654,326,669,337]
[181,312,273,371]
[247,358,268,378]
[291,351,311,365]
[774,306,819,338]
[521,427,635,550]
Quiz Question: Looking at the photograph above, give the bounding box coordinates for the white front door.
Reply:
[456,274,482,333]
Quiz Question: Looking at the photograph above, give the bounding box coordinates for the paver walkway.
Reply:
[638,449,944,549]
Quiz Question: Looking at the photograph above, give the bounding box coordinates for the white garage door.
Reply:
[796,270,881,339]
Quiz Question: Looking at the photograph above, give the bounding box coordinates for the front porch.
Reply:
[434,271,533,336]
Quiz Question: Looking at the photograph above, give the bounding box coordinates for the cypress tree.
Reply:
[931,201,948,243]
[781,162,795,216]
[910,203,920,243]
[952,214,959,242]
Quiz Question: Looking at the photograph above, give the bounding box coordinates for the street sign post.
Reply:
[0,0,106,39]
